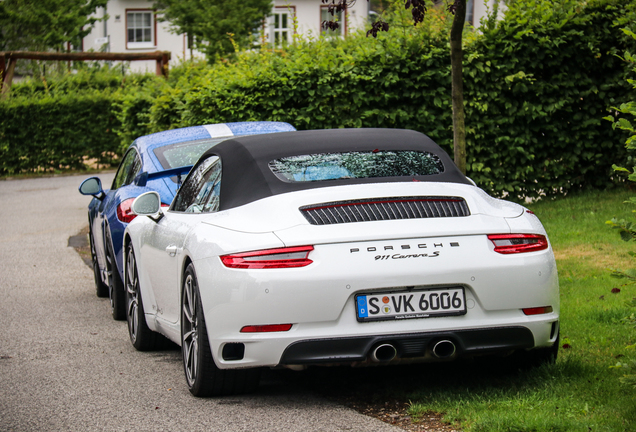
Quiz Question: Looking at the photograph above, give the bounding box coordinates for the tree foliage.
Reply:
[322,0,468,173]
[153,0,273,62]
[604,28,636,391]
[0,0,108,51]
[2,0,634,190]
[605,28,636,241]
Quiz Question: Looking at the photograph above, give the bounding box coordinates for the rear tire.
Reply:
[89,230,108,298]
[125,244,163,351]
[528,332,559,367]
[515,332,559,370]
[105,229,125,321]
[181,263,260,397]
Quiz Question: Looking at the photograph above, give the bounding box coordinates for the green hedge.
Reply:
[2,0,635,200]
[0,92,120,174]
[464,0,636,198]
[0,67,158,174]
[138,0,636,200]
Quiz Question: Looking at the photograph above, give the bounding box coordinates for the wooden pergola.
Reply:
[0,50,171,99]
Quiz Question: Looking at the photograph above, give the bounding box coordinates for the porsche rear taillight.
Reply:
[220,246,314,269]
[116,198,137,223]
[488,234,548,254]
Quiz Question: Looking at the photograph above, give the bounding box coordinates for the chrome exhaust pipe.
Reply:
[432,340,456,359]
[371,343,397,362]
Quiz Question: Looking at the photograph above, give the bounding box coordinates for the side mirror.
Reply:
[132,191,163,221]
[79,177,104,199]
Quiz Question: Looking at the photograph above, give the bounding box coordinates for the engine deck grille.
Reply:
[300,197,470,225]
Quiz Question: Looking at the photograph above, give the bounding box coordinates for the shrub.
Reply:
[465,0,635,198]
[0,66,159,174]
[0,91,120,174]
[1,0,635,196]
[604,26,636,390]
[143,0,636,199]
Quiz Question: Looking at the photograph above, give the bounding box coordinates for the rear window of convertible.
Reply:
[268,150,445,183]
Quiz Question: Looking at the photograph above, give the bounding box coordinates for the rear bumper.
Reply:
[279,326,540,366]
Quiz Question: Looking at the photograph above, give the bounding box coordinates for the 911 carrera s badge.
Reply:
[375,251,440,260]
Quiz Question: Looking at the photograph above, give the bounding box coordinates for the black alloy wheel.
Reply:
[105,228,126,321]
[125,244,161,351]
[181,263,260,397]
[89,229,108,298]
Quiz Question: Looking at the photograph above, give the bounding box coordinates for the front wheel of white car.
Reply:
[181,263,260,397]
[125,244,162,351]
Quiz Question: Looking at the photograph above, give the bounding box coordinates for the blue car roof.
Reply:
[134,122,296,173]
[129,122,296,202]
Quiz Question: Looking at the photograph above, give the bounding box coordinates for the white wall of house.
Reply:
[83,0,193,73]
[83,0,371,73]
[266,0,369,44]
[471,0,507,27]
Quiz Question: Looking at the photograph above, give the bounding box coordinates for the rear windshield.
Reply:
[154,138,229,170]
[268,151,444,183]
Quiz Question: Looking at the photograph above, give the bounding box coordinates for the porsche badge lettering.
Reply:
[350,242,459,260]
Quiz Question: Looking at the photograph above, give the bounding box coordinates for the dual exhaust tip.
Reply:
[370,339,457,363]
[370,343,398,362]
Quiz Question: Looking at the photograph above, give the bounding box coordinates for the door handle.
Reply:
[166,245,178,257]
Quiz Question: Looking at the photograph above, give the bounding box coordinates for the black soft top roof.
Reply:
[196,128,470,210]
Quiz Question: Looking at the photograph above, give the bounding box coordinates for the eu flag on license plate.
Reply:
[357,296,368,318]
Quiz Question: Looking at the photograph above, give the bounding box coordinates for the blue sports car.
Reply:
[79,122,296,320]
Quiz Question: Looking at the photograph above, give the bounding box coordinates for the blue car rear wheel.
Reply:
[89,229,108,298]
[105,228,126,321]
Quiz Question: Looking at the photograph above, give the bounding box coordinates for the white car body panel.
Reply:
[199,182,525,235]
[125,181,559,370]
[123,128,559,388]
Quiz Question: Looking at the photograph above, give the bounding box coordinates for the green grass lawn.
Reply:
[406,187,636,431]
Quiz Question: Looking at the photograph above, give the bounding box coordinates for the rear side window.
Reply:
[171,156,222,213]
[112,149,142,190]
[268,151,444,183]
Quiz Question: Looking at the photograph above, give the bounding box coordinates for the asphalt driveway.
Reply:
[0,174,402,432]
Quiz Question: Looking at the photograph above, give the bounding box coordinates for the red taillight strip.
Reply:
[116,198,137,223]
[220,246,314,269]
[523,306,553,316]
[240,324,293,333]
[488,234,548,254]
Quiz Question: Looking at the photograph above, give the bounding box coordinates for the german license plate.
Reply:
[356,287,466,322]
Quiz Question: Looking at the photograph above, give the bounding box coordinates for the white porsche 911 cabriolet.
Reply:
[124,128,559,397]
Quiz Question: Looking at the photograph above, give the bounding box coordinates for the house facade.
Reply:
[82,1,503,73]
[82,0,370,73]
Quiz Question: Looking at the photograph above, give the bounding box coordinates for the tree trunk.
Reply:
[1,58,17,100]
[449,0,467,174]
